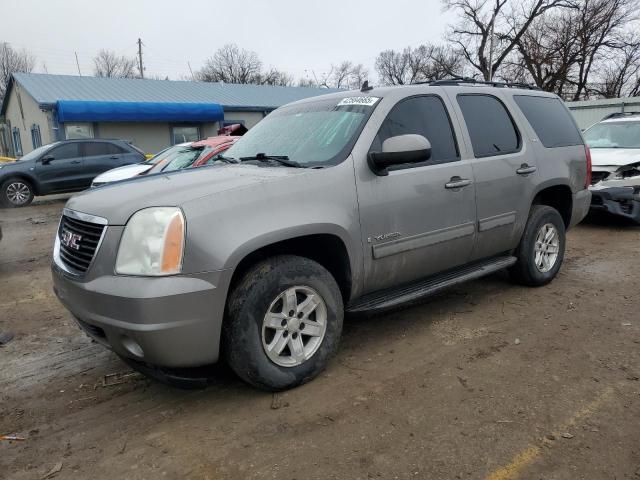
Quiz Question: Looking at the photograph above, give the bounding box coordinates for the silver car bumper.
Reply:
[52,261,231,368]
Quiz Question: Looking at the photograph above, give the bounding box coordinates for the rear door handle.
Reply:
[110,155,119,160]
[445,177,472,189]
[516,164,537,175]
[70,160,82,164]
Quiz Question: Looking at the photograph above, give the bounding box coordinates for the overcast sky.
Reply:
[4,0,454,83]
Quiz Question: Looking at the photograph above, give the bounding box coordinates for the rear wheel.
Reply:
[1,178,34,207]
[224,255,343,391]
[510,205,566,286]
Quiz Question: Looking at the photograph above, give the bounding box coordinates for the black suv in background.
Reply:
[0,139,145,207]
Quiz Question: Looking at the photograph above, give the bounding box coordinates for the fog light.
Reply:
[122,336,144,358]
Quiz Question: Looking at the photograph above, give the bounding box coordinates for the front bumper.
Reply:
[589,186,640,223]
[52,261,232,368]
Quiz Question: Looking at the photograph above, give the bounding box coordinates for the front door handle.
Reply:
[110,155,119,160]
[445,176,472,189]
[516,164,537,175]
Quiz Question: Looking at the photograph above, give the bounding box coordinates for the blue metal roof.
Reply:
[4,73,339,114]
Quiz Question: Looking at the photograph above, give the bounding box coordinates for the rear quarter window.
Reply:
[513,95,583,148]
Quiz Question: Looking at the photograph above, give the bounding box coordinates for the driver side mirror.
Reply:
[368,134,432,176]
[41,155,54,165]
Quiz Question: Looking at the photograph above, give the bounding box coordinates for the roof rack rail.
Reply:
[412,76,541,90]
[602,111,640,120]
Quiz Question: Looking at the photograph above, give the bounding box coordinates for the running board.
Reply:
[347,256,517,313]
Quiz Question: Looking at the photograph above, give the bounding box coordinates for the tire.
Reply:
[509,205,566,286]
[1,178,34,208]
[224,255,344,391]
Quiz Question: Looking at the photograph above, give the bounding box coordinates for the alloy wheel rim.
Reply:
[534,223,560,273]
[6,182,30,205]
[261,285,328,367]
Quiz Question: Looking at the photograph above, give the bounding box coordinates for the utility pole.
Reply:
[137,38,144,79]
[188,61,194,80]
[75,52,82,76]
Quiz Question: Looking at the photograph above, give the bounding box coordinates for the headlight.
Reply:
[115,207,185,276]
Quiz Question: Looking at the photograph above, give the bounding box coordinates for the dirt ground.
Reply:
[1,196,639,480]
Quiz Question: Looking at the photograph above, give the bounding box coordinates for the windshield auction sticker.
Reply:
[337,96,380,107]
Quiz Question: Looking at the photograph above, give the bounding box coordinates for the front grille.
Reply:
[58,215,105,274]
[590,171,609,185]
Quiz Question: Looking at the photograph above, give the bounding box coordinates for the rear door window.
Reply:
[83,142,111,157]
[457,94,520,157]
[372,95,459,165]
[514,95,583,148]
[84,142,126,157]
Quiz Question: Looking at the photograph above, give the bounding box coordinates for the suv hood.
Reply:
[66,164,308,225]
[590,148,640,167]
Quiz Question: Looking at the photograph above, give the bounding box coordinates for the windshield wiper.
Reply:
[215,155,240,164]
[239,153,303,168]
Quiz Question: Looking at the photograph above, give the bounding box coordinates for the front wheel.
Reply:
[1,178,34,207]
[509,205,566,286]
[224,255,343,391]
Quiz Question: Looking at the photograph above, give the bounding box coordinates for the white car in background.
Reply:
[91,143,190,187]
[584,112,640,223]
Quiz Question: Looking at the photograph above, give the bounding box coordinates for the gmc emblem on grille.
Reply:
[61,229,82,250]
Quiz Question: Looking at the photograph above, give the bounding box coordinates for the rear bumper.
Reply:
[589,186,640,223]
[52,261,232,368]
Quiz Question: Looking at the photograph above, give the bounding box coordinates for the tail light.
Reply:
[584,145,592,187]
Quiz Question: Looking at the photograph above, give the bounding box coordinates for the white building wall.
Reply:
[4,84,53,156]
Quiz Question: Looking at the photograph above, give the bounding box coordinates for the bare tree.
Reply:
[590,34,640,98]
[257,68,294,86]
[197,44,263,83]
[93,49,138,78]
[196,44,294,86]
[375,44,463,85]
[317,61,369,89]
[444,0,573,81]
[569,0,638,100]
[0,42,35,101]
[510,0,640,98]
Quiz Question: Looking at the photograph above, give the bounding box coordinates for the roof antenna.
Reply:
[360,80,373,92]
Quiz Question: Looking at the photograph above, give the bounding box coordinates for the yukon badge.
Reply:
[367,232,401,243]
[60,229,82,250]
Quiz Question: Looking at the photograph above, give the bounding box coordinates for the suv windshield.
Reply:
[224,96,380,167]
[584,121,640,149]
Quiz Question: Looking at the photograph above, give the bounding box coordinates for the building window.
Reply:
[171,125,200,145]
[12,127,23,157]
[31,124,42,149]
[65,123,94,139]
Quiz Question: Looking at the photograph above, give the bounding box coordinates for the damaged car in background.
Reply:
[585,112,640,223]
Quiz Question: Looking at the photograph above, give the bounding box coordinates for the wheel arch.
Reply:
[225,227,356,304]
[531,181,573,228]
[1,173,41,196]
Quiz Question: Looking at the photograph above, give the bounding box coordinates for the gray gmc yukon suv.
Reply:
[52,80,591,391]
